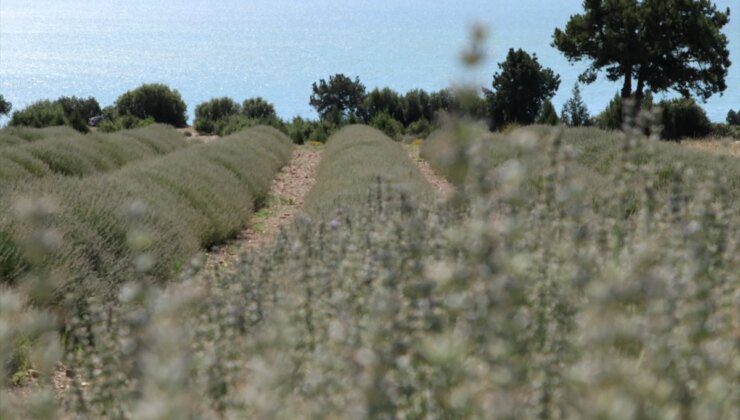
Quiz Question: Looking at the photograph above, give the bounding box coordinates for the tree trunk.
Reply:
[621,66,633,98]
[635,76,645,105]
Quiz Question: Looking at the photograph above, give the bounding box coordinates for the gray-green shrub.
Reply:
[304,124,431,215]
[0,125,188,185]
[0,126,292,300]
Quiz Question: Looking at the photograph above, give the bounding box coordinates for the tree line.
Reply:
[1,0,736,141]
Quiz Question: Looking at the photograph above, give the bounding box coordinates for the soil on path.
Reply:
[207,145,323,268]
[406,143,455,200]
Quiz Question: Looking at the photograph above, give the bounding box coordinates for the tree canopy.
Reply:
[484,48,561,127]
[536,100,560,125]
[561,83,590,126]
[242,97,277,120]
[553,0,731,102]
[115,83,188,127]
[0,95,11,116]
[309,74,366,124]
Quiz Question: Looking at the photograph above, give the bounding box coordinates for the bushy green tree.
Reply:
[659,98,711,140]
[561,83,590,126]
[429,89,458,117]
[0,95,11,116]
[10,100,66,128]
[242,97,277,120]
[727,109,739,126]
[115,83,187,126]
[57,96,101,120]
[287,116,317,144]
[536,100,560,125]
[364,88,404,123]
[403,89,432,125]
[194,97,241,134]
[553,0,731,102]
[309,74,366,124]
[9,97,100,132]
[484,48,560,128]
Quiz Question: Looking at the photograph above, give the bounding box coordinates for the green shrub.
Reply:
[286,116,319,144]
[658,97,711,140]
[213,114,253,136]
[114,83,187,126]
[596,92,654,130]
[9,97,101,133]
[406,118,432,138]
[194,97,241,134]
[370,112,404,140]
[9,100,66,129]
[309,122,331,143]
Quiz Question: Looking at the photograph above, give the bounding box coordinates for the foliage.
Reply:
[403,89,432,125]
[561,82,590,126]
[659,97,711,140]
[596,92,653,131]
[429,89,458,117]
[97,114,155,133]
[56,97,101,121]
[303,124,432,215]
[0,126,292,302]
[114,83,188,127]
[0,125,188,184]
[9,101,67,130]
[553,0,731,101]
[3,117,736,418]
[484,48,560,128]
[309,74,366,124]
[405,118,432,138]
[708,123,740,140]
[727,109,739,126]
[193,97,241,134]
[0,126,78,149]
[363,88,405,123]
[370,112,404,140]
[0,95,12,116]
[285,117,335,144]
[535,100,559,125]
[242,97,277,120]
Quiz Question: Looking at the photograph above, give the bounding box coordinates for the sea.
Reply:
[1,0,738,123]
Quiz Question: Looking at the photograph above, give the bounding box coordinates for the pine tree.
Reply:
[561,83,590,127]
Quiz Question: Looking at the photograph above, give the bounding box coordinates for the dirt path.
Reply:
[207,145,323,268]
[406,144,455,200]
[177,127,219,143]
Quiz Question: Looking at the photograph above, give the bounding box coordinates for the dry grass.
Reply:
[681,137,740,157]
